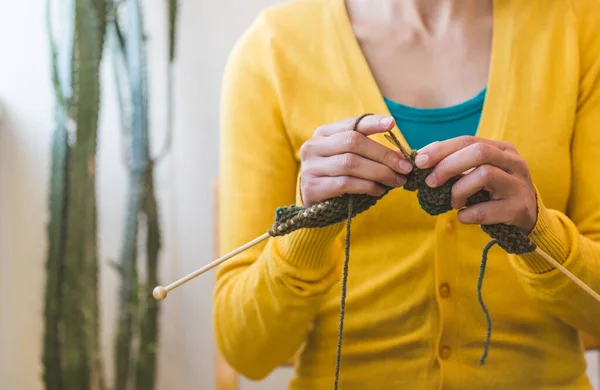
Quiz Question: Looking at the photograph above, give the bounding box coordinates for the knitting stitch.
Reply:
[268,115,537,388]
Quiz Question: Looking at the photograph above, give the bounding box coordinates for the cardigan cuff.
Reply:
[272,171,344,271]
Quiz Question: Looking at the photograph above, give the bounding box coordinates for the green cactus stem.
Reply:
[134,164,162,390]
[111,1,159,389]
[43,0,106,389]
[43,88,69,390]
[60,0,103,389]
[169,0,178,61]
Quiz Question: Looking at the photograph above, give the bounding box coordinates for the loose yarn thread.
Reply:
[268,114,537,388]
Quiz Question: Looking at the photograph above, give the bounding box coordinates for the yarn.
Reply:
[268,114,537,388]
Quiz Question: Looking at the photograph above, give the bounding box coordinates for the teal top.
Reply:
[383,88,486,150]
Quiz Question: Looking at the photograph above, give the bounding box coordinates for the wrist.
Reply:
[517,184,538,235]
[515,187,571,273]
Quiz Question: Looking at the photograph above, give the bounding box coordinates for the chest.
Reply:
[352,21,493,108]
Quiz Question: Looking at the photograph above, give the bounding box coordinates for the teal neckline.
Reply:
[384,88,487,123]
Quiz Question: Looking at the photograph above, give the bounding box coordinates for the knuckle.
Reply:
[299,167,312,183]
[345,117,358,131]
[382,149,398,167]
[472,208,486,223]
[518,203,530,219]
[526,202,537,222]
[459,135,476,148]
[300,171,314,188]
[299,140,314,159]
[344,131,362,152]
[436,157,449,172]
[450,193,460,208]
[380,169,396,186]
[367,181,381,195]
[514,158,529,175]
[373,186,385,196]
[300,160,315,177]
[478,165,495,182]
[450,184,462,201]
[473,142,490,162]
[433,160,450,180]
[340,153,359,170]
[300,176,315,202]
[335,176,351,191]
[313,125,327,137]
[501,141,516,151]
[300,184,311,201]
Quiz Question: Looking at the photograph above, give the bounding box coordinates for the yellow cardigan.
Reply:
[214,0,600,388]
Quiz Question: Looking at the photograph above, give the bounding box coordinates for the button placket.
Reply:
[434,212,460,384]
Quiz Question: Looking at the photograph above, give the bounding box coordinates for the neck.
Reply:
[347,0,491,35]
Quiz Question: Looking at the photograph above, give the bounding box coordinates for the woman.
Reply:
[214,0,600,388]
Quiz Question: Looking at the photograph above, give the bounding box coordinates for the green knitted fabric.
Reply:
[268,192,388,236]
[268,125,536,388]
[269,137,535,255]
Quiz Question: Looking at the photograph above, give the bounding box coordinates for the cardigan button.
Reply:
[439,345,452,360]
[445,220,454,232]
[439,283,451,298]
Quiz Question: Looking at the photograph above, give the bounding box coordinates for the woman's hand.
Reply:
[300,114,413,206]
[415,136,538,234]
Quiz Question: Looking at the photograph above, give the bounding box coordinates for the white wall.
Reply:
[0,0,292,389]
[0,0,597,389]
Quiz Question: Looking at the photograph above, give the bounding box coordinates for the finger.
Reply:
[450,164,518,209]
[313,114,395,137]
[307,153,407,188]
[457,199,522,228]
[415,136,517,169]
[302,131,413,174]
[303,175,387,204]
[426,141,524,188]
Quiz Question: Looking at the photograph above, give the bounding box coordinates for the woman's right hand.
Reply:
[299,114,414,206]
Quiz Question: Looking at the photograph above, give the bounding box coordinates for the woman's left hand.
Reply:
[414,136,538,234]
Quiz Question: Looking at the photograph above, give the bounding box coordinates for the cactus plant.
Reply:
[43,0,177,389]
[43,0,107,389]
[109,0,177,389]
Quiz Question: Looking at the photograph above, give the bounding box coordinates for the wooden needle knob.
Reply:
[153,286,168,301]
[152,232,271,301]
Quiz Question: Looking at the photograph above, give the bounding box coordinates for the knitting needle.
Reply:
[152,233,600,305]
[534,247,600,303]
[152,232,270,301]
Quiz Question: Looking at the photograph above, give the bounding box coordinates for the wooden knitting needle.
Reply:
[153,233,600,304]
[152,232,270,301]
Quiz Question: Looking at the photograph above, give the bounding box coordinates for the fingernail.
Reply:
[380,116,393,128]
[414,153,428,168]
[454,199,465,209]
[399,159,413,173]
[396,174,406,186]
[425,172,437,187]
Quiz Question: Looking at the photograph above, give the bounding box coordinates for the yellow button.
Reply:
[439,345,452,359]
[439,283,451,298]
[445,221,453,232]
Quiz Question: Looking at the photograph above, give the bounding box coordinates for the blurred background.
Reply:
[0,0,598,389]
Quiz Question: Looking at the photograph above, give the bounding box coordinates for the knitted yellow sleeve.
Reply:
[213,14,344,380]
[510,0,600,340]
